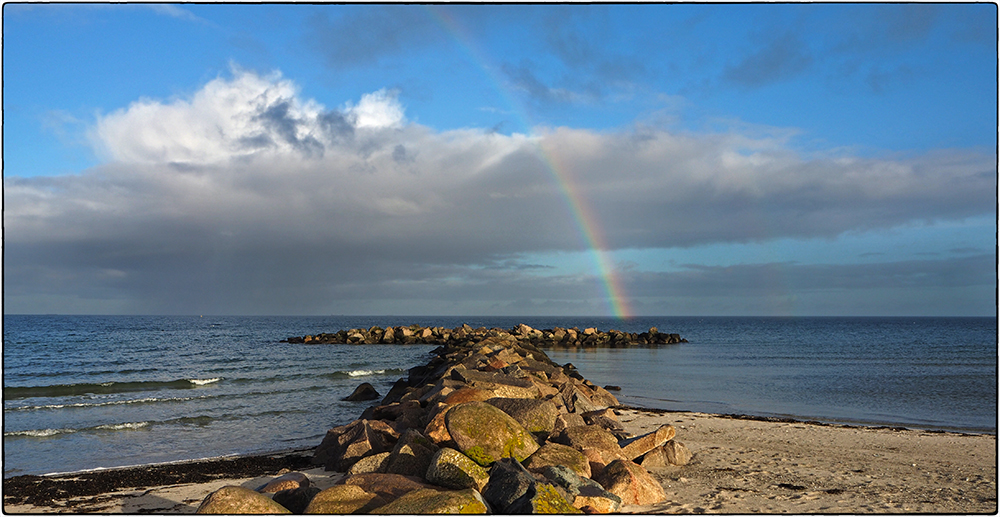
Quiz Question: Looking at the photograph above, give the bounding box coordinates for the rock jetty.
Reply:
[283,323,686,347]
[199,328,692,513]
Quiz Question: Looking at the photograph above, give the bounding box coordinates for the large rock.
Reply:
[273,486,321,514]
[343,382,381,401]
[450,369,541,399]
[485,397,560,437]
[556,425,624,465]
[371,488,488,514]
[314,419,397,471]
[339,473,436,501]
[257,471,310,493]
[481,458,538,513]
[445,401,540,466]
[196,485,292,514]
[594,459,667,505]
[522,442,592,479]
[304,484,385,514]
[347,451,391,475]
[383,429,438,477]
[425,447,490,491]
[536,465,621,513]
[506,483,582,514]
[640,440,693,467]
[620,424,676,461]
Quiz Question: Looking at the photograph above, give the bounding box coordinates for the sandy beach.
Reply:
[4,407,995,514]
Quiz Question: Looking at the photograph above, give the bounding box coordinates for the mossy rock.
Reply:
[196,486,291,514]
[371,488,488,514]
[445,401,540,467]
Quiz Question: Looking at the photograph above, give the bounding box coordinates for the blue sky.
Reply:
[3,3,996,316]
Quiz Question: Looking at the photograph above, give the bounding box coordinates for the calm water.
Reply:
[3,315,996,478]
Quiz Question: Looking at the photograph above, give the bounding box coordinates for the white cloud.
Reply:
[345,89,406,129]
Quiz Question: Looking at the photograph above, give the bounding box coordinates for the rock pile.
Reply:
[198,332,692,514]
[283,323,686,347]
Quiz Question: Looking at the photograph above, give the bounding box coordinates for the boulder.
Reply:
[343,382,381,401]
[445,401,540,466]
[425,447,490,491]
[557,425,624,465]
[272,486,321,514]
[304,484,385,514]
[619,424,676,461]
[314,419,397,471]
[522,443,592,479]
[383,429,438,477]
[537,465,621,513]
[443,387,494,405]
[594,459,667,505]
[485,397,560,437]
[339,473,436,501]
[196,485,291,514]
[506,483,582,514]
[582,409,624,434]
[346,451,391,475]
[450,369,540,399]
[423,404,457,447]
[371,488,488,514]
[257,471,310,493]
[481,457,538,513]
[641,440,693,467]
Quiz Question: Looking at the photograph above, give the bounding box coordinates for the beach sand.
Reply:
[4,408,995,514]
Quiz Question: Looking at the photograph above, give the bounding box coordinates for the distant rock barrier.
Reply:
[200,328,692,513]
[282,323,686,347]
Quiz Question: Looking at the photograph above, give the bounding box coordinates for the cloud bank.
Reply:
[5,69,995,315]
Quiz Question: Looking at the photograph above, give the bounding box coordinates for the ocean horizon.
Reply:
[3,315,996,478]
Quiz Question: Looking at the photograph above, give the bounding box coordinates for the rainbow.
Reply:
[427,6,633,319]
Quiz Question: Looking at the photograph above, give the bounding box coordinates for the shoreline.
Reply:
[7,406,992,482]
[3,407,995,514]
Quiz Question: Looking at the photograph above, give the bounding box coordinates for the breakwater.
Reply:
[196,327,692,513]
[283,323,686,347]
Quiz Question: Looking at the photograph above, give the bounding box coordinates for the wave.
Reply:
[4,378,224,400]
[6,395,212,412]
[4,415,220,439]
[324,368,404,380]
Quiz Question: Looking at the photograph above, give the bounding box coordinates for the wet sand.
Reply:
[4,409,995,514]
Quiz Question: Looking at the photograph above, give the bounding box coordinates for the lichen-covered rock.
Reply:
[506,483,582,514]
[523,442,592,479]
[425,447,490,491]
[339,473,436,501]
[620,424,676,461]
[445,401,540,466]
[594,459,667,505]
[537,465,622,513]
[485,397,560,438]
[196,485,291,514]
[371,488,488,514]
[304,484,385,514]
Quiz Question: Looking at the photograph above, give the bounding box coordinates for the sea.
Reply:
[3,315,996,478]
